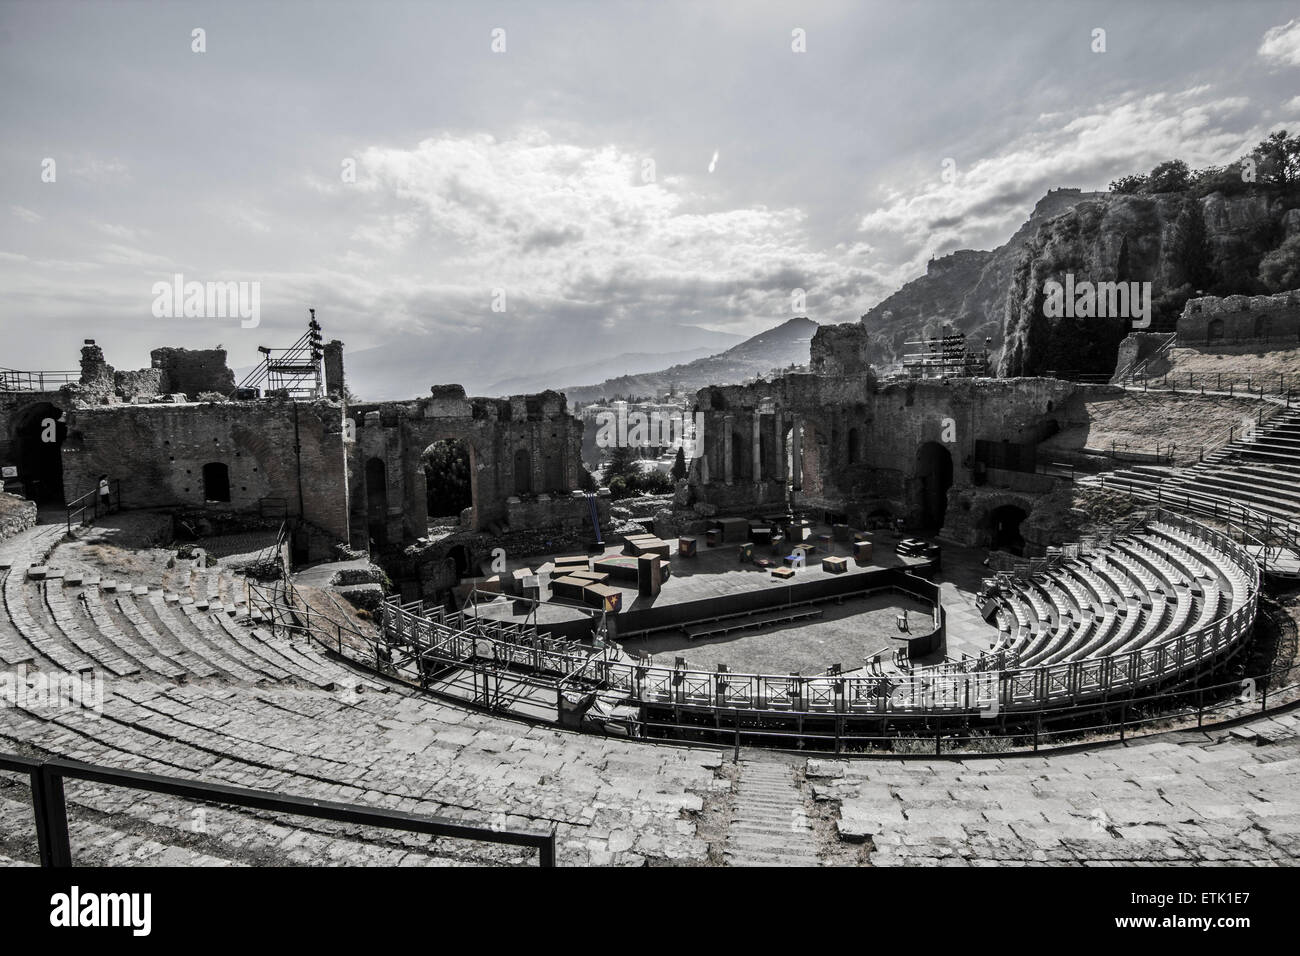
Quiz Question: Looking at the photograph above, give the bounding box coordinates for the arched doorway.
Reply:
[513,448,532,495]
[365,457,388,548]
[201,462,231,503]
[848,427,860,465]
[422,439,474,523]
[913,442,953,534]
[988,504,1028,556]
[1207,318,1224,344]
[11,402,66,504]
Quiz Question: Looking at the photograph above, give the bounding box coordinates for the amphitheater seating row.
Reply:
[975,518,1248,672]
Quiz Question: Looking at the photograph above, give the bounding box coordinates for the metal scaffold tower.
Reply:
[233,309,325,399]
[901,325,990,379]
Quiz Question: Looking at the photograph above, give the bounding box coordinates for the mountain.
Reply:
[337,322,745,401]
[562,316,819,404]
[859,188,1108,366]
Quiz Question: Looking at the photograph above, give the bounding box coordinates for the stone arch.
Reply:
[1207,317,1225,344]
[10,401,66,504]
[422,438,475,524]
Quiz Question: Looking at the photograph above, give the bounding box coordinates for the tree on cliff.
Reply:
[1147,160,1191,194]
[1253,130,1300,187]
[671,446,687,480]
[1259,234,1300,292]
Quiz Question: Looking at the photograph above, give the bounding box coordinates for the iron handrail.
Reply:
[0,754,555,866]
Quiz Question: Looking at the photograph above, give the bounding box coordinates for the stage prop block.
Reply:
[822,556,848,574]
[584,583,622,613]
[832,523,851,542]
[750,526,772,545]
[637,554,663,598]
[817,534,833,551]
[507,568,532,595]
[570,570,609,585]
[853,540,873,564]
[594,555,640,582]
[787,520,810,543]
[771,566,796,580]
[706,529,720,547]
[625,536,671,559]
[717,517,750,543]
[782,553,805,569]
[551,575,590,601]
[739,542,754,563]
[554,555,590,573]
[678,536,697,558]
[522,575,540,600]
[769,534,785,556]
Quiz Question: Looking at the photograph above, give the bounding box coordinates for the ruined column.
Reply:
[791,417,802,491]
[323,339,346,400]
[723,414,734,485]
[773,408,784,484]
[752,412,762,483]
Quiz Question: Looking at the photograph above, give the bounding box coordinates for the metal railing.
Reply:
[0,753,556,866]
[0,367,79,392]
[65,480,121,534]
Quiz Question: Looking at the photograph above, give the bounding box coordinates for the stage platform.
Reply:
[473,523,933,634]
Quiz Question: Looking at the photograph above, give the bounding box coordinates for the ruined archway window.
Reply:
[848,427,860,465]
[913,442,953,533]
[365,457,387,547]
[423,439,473,520]
[513,448,532,495]
[1207,318,1225,344]
[731,430,750,481]
[202,462,231,503]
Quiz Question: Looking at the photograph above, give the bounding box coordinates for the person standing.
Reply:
[97,474,111,514]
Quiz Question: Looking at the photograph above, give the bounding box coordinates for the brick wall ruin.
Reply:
[1177,290,1300,345]
[690,369,1077,549]
[60,398,350,542]
[347,385,584,546]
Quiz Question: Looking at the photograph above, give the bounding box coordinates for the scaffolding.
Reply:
[901,326,990,379]
[232,309,325,399]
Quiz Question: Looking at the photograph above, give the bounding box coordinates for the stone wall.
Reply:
[60,398,350,542]
[150,348,236,399]
[0,492,37,541]
[1177,290,1300,345]
[690,371,1077,546]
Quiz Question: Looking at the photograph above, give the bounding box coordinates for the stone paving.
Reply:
[806,711,1300,865]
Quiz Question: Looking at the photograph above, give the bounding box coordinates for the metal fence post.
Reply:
[34,764,72,867]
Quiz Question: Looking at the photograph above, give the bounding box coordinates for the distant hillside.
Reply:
[564,317,818,404]
[340,322,745,401]
[484,346,719,395]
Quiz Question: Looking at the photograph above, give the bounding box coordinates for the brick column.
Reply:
[723,414,734,485]
[752,413,762,483]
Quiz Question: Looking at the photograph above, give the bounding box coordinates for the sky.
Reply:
[2,0,1299,382]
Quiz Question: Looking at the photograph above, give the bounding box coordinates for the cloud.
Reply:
[856,87,1261,287]
[1259,19,1300,67]
[328,130,891,331]
[10,206,42,224]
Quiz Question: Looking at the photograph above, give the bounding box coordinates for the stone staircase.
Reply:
[724,759,820,867]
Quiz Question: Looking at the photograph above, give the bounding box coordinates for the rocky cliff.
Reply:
[1000,191,1300,377]
[860,188,1107,365]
